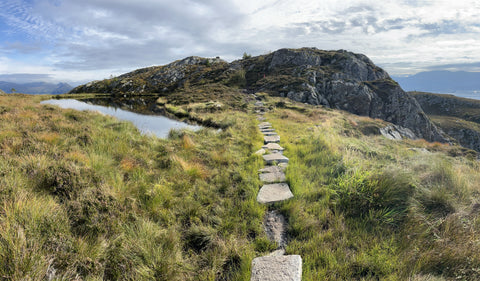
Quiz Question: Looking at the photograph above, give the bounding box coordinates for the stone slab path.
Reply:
[260,128,275,133]
[259,165,285,173]
[263,153,289,164]
[259,171,286,183]
[262,143,285,151]
[257,183,294,203]
[264,135,281,144]
[251,99,302,280]
[251,255,302,281]
[262,131,278,136]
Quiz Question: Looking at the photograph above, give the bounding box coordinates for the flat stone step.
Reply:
[259,126,272,131]
[262,131,278,136]
[251,255,302,281]
[259,171,286,183]
[260,128,275,133]
[257,117,266,121]
[259,122,271,127]
[263,153,288,164]
[262,143,284,151]
[258,165,286,173]
[257,183,293,204]
[264,135,280,144]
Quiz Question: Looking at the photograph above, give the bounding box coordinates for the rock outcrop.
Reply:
[240,48,447,143]
[70,56,228,94]
[70,48,448,143]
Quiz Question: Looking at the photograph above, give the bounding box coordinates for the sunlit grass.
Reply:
[2,92,480,280]
[0,94,265,280]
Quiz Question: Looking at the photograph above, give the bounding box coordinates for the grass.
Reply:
[2,91,480,280]
[258,96,480,280]
[0,93,266,280]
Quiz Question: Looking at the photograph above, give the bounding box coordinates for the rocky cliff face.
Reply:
[240,48,447,142]
[70,48,448,143]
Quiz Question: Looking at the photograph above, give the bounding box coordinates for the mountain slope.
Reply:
[70,48,447,143]
[0,81,73,95]
[412,91,480,152]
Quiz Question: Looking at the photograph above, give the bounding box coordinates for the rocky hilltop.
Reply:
[70,48,447,143]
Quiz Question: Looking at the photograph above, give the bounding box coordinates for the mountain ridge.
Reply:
[393,70,480,93]
[69,47,447,143]
[0,81,73,95]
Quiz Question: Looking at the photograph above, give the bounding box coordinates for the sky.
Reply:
[1,0,480,85]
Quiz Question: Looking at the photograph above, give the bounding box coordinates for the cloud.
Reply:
[426,62,480,72]
[1,0,480,82]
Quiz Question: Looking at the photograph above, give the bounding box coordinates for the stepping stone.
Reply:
[257,183,293,204]
[259,126,272,131]
[260,128,275,133]
[255,149,266,155]
[259,122,271,127]
[263,153,288,164]
[264,135,280,144]
[257,117,266,121]
[251,255,302,281]
[258,165,285,173]
[262,131,278,136]
[259,171,286,183]
[262,143,284,151]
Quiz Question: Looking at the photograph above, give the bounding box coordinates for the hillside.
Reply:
[2,91,480,280]
[0,81,73,95]
[411,91,480,152]
[70,48,447,143]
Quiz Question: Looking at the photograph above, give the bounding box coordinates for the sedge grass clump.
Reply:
[333,170,414,228]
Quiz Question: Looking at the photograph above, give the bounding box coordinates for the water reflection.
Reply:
[41,98,200,138]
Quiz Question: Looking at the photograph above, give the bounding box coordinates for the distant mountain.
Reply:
[0,81,73,95]
[392,71,480,93]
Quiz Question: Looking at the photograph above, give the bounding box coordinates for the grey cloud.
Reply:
[55,31,254,71]
[419,20,469,35]
[30,0,249,70]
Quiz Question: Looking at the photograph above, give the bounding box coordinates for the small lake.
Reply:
[41,99,200,138]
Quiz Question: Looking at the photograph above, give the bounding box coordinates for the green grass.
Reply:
[2,92,480,280]
[0,94,266,280]
[258,98,480,280]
